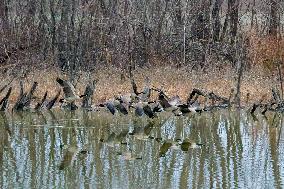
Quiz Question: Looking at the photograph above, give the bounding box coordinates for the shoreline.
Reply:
[0,65,280,108]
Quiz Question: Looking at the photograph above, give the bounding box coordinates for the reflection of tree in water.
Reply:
[0,111,283,188]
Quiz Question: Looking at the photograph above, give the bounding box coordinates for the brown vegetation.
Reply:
[0,64,277,108]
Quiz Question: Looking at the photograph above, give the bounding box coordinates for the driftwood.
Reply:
[81,80,97,109]
[35,91,48,110]
[0,87,12,111]
[46,90,60,110]
[13,82,38,111]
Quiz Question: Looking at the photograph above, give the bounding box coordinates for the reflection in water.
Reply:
[0,110,283,188]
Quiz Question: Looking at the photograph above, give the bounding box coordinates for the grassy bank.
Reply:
[0,64,279,108]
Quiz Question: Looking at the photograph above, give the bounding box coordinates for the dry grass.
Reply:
[0,64,279,108]
[248,32,284,72]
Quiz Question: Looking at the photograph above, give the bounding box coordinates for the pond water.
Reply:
[0,109,283,189]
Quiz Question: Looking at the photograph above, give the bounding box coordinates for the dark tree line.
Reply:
[0,0,282,74]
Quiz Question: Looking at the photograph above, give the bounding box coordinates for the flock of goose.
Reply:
[57,77,205,117]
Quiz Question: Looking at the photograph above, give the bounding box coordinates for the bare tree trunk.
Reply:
[57,0,70,70]
[250,0,255,30]
[50,0,56,54]
[203,0,211,40]
[0,0,9,34]
[235,59,244,107]
[228,0,239,44]
[269,0,279,36]
[212,0,223,41]
[156,0,169,56]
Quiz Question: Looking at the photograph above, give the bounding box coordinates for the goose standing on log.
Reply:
[56,78,85,103]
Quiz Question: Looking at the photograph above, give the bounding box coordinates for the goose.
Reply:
[152,102,164,113]
[132,102,144,116]
[175,100,203,114]
[99,98,129,115]
[98,100,116,115]
[169,95,181,107]
[142,104,157,118]
[114,99,128,115]
[159,92,182,113]
[158,92,172,109]
[188,101,202,113]
[56,78,85,103]
[116,93,139,106]
[131,101,157,118]
[105,101,116,115]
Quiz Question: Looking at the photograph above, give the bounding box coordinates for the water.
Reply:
[0,109,283,189]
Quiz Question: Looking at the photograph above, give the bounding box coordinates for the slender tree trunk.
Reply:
[0,0,9,35]
[250,0,255,30]
[57,0,70,70]
[50,0,56,55]
[228,0,239,44]
[212,0,223,41]
[156,0,169,56]
[269,0,279,36]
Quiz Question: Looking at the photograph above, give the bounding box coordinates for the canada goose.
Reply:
[99,99,128,115]
[188,101,202,113]
[106,101,116,115]
[132,102,144,116]
[56,78,85,103]
[152,102,164,113]
[142,104,156,118]
[98,100,116,115]
[169,95,181,107]
[177,104,191,114]
[131,101,157,118]
[116,93,139,106]
[114,99,128,115]
[158,92,172,109]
